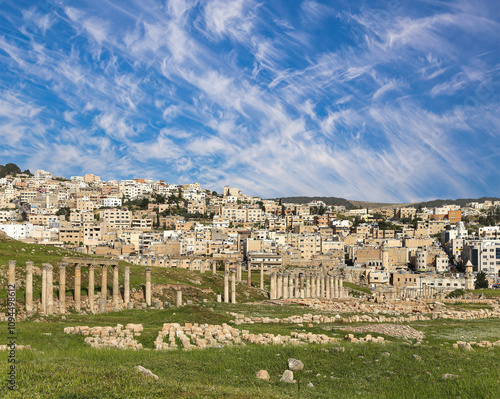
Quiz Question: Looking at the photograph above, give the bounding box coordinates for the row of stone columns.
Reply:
[399,286,438,299]
[222,270,238,304]
[269,272,346,300]
[8,260,135,315]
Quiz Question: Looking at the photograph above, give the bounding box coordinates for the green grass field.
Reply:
[0,304,499,398]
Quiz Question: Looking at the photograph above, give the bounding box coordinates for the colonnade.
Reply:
[268,271,346,300]
[8,258,136,315]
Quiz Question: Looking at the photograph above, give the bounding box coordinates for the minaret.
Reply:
[381,241,389,269]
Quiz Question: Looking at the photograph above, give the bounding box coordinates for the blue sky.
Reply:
[0,0,499,202]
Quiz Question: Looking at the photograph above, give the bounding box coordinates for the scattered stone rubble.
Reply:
[134,365,159,380]
[230,301,500,325]
[453,340,500,349]
[0,345,31,351]
[64,324,144,350]
[339,324,425,340]
[344,334,386,343]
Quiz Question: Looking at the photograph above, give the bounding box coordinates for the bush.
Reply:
[446,289,465,299]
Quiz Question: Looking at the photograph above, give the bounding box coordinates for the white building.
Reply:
[0,223,35,239]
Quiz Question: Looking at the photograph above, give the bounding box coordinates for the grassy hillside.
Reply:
[0,236,269,312]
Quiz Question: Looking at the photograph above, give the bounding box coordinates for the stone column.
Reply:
[46,264,53,315]
[200,259,205,274]
[320,275,325,298]
[58,263,66,314]
[212,261,216,275]
[41,264,47,314]
[339,278,344,298]
[26,261,33,315]
[306,274,311,298]
[176,290,182,307]
[325,276,330,300]
[294,274,299,299]
[277,273,283,299]
[88,265,95,313]
[231,269,236,304]
[74,264,81,312]
[300,273,305,299]
[260,263,264,290]
[8,259,16,286]
[145,268,152,306]
[289,274,294,298]
[247,264,252,286]
[124,266,130,306]
[224,271,229,303]
[311,275,316,298]
[101,265,108,300]
[334,277,339,298]
[283,273,289,299]
[270,272,276,299]
[237,262,242,281]
[113,265,120,308]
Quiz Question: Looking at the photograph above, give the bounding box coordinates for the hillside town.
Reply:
[1,166,499,294]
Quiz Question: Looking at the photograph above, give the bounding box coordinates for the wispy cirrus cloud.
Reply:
[0,0,498,202]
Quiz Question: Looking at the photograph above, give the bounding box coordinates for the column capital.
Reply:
[42,263,52,271]
[145,267,152,272]
[8,260,16,267]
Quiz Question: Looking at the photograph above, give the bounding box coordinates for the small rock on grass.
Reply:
[256,370,270,381]
[280,370,296,383]
[413,354,422,361]
[134,365,159,380]
[307,382,314,388]
[442,373,459,380]
[288,358,304,371]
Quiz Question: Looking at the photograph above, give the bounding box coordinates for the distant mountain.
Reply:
[268,196,355,208]
[415,197,500,208]
[0,162,31,178]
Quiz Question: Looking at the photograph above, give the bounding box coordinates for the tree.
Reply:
[56,206,71,221]
[474,271,489,289]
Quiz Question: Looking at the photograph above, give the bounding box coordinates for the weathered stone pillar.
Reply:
[260,263,264,290]
[98,299,106,313]
[224,271,229,303]
[46,264,53,315]
[88,264,95,313]
[124,266,130,306]
[101,265,108,300]
[325,276,330,300]
[270,271,276,299]
[113,265,120,308]
[289,273,294,298]
[26,261,33,315]
[237,262,242,281]
[212,261,216,275]
[176,290,182,306]
[8,259,16,286]
[74,264,81,312]
[340,278,344,298]
[231,269,236,304]
[311,275,316,298]
[306,274,311,298]
[320,275,325,298]
[277,273,283,299]
[283,273,289,299]
[334,277,339,298]
[247,264,252,286]
[58,262,66,314]
[41,263,47,314]
[200,259,205,274]
[294,274,299,299]
[145,268,152,306]
[300,273,305,298]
